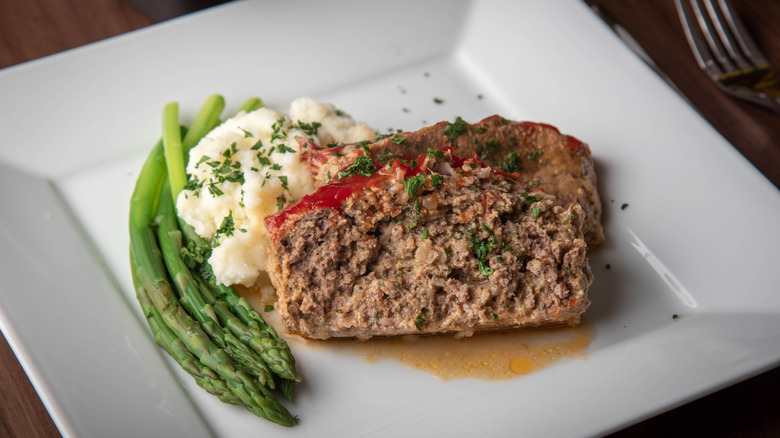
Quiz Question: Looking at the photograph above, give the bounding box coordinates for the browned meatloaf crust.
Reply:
[265,147,592,340]
[302,115,604,248]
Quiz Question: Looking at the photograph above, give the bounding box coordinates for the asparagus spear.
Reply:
[163,96,300,384]
[176,220,300,383]
[131,253,240,405]
[156,182,274,388]
[129,142,297,426]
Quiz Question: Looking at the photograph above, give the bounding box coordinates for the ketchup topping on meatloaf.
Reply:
[264,146,593,340]
[301,116,604,249]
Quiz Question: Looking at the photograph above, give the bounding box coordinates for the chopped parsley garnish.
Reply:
[415,309,427,333]
[492,313,498,321]
[531,207,541,218]
[621,203,629,210]
[520,193,539,205]
[276,196,287,211]
[430,174,443,187]
[212,210,238,247]
[444,116,468,140]
[527,149,543,160]
[207,181,224,197]
[469,226,497,276]
[420,228,429,239]
[270,117,287,142]
[195,155,212,168]
[500,150,521,173]
[391,135,406,145]
[294,121,321,136]
[250,139,263,150]
[275,143,296,154]
[427,148,445,158]
[239,128,254,138]
[337,156,378,179]
[264,304,274,312]
[360,141,371,156]
[403,174,426,198]
[278,175,288,190]
[433,97,444,104]
[183,175,203,192]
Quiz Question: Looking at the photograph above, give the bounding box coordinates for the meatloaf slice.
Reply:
[265,147,592,340]
[301,115,604,248]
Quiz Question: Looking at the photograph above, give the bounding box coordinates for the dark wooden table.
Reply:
[1,0,778,436]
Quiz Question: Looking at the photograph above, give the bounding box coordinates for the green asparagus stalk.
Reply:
[156,182,275,388]
[236,97,264,115]
[162,102,187,200]
[129,142,297,426]
[131,253,240,405]
[164,95,299,384]
[176,220,300,383]
[181,94,225,151]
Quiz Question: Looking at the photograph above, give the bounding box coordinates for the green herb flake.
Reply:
[500,150,521,174]
[360,141,371,156]
[207,182,224,197]
[427,148,445,158]
[195,155,212,168]
[270,117,287,143]
[279,175,289,190]
[531,206,541,218]
[470,227,496,276]
[527,149,543,160]
[621,203,629,210]
[433,97,444,104]
[444,116,468,140]
[421,228,429,239]
[404,174,426,198]
[264,304,274,312]
[430,174,444,187]
[415,309,427,333]
[275,143,296,154]
[337,156,378,180]
[240,128,254,138]
[295,121,322,136]
[520,193,539,205]
[391,135,406,145]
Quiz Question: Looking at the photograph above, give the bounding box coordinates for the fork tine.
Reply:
[675,0,723,79]
[703,0,751,70]
[716,0,771,67]
[690,0,737,73]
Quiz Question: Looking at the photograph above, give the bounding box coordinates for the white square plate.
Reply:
[1,1,779,437]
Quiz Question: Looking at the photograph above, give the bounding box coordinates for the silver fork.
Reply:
[675,0,780,114]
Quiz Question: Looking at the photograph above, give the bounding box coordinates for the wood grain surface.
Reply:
[0,0,778,436]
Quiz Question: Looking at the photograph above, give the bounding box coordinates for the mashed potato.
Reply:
[177,96,376,286]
